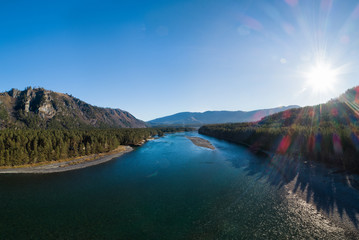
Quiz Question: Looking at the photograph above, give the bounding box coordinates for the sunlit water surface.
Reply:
[0,132,358,239]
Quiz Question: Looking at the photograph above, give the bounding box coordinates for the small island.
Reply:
[186,136,215,150]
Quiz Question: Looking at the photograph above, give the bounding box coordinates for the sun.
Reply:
[305,61,338,93]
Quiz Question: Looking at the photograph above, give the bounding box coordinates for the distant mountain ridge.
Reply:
[148,106,300,126]
[0,87,146,129]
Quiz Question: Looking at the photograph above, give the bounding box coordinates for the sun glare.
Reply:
[305,61,338,93]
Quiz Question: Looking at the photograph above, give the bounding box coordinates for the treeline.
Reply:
[200,123,359,172]
[0,127,192,166]
[199,86,359,173]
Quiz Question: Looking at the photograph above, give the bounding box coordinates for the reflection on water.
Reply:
[0,132,358,239]
[241,154,359,228]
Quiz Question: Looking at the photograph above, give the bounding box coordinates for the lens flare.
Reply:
[305,61,338,93]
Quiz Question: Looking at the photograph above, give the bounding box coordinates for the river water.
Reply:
[0,132,358,239]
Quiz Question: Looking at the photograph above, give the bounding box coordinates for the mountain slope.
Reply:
[0,87,146,129]
[148,106,299,126]
[199,86,359,172]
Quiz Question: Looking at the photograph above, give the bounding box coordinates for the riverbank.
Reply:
[186,136,215,150]
[0,145,133,174]
[0,132,358,239]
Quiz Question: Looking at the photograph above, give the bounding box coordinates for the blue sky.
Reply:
[1,0,359,121]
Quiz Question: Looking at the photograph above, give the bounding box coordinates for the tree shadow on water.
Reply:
[229,153,359,228]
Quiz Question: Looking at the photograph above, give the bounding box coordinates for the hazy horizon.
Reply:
[1,0,359,121]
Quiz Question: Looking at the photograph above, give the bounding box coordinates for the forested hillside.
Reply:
[199,86,359,173]
[0,87,196,167]
[0,87,146,129]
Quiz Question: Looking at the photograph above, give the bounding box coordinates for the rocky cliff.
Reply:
[0,87,146,129]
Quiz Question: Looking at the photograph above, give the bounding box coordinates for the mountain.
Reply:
[199,86,359,172]
[148,106,300,126]
[255,88,359,127]
[0,87,146,129]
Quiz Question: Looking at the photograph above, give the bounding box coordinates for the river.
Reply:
[0,132,358,239]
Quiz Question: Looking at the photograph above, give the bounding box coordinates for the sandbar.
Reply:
[186,136,215,150]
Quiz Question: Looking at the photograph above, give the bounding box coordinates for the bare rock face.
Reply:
[0,87,147,129]
[23,88,36,113]
[37,92,56,119]
[8,88,20,98]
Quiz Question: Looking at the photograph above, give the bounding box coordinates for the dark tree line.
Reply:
[200,123,359,173]
[0,127,192,166]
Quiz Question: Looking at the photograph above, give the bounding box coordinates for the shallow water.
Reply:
[0,132,358,239]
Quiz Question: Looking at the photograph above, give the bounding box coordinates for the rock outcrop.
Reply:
[0,87,146,129]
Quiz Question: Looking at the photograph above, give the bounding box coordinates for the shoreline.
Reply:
[199,133,359,174]
[199,132,359,234]
[0,146,133,174]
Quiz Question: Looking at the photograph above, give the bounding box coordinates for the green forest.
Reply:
[199,87,359,173]
[0,127,192,167]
